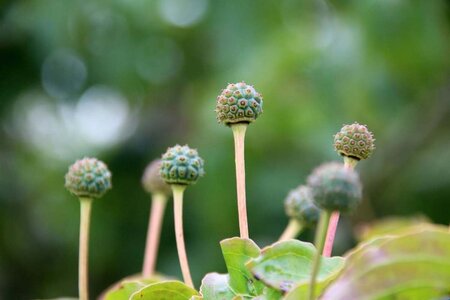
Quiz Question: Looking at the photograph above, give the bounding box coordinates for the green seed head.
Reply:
[215,82,263,125]
[160,145,205,185]
[142,159,171,196]
[65,157,112,199]
[284,185,320,227]
[307,162,362,213]
[334,122,375,161]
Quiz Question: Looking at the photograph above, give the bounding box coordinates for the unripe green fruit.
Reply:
[307,162,362,213]
[160,145,205,185]
[65,157,112,199]
[334,122,375,160]
[284,185,320,227]
[215,82,263,125]
[142,159,171,196]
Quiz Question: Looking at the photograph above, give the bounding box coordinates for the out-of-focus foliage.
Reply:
[0,0,449,298]
[354,215,431,242]
[322,226,450,300]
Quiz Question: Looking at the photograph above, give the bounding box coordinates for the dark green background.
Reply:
[0,0,449,298]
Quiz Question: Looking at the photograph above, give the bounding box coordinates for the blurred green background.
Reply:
[0,0,449,298]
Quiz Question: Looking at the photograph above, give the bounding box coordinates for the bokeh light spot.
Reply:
[41,49,87,99]
[158,0,208,27]
[75,86,132,147]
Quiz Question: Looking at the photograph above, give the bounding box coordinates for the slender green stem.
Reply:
[142,193,168,277]
[172,184,194,288]
[308,210,332,300]
[231,123,249,239]
[278,219,304,241]
[79,198,92,300]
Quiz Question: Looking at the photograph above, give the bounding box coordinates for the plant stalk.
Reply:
[231,123,249,239]
[322,157,358,257]
[343,156,359,169]
[322,212,340,257]
[308,210,332,300]
[142,193,168,277]
[172,184,194,288]
[79,197,92,300]
[278,219,304,241]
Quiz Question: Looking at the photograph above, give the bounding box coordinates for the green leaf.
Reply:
[130,281,199,300]
[101,274,171,300]
[321,227,450,300]
[103,279,156,300]
[34,298,78,300]
[246,240,344,294]
[282,276,336,300]
[199,273,236,300]
[355,215,431,242]
[253,287,283,300]
[220,237,265,296]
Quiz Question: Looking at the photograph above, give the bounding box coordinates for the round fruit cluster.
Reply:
[160,145,205,185]
[142,159,171,195]
[334,123,375,161]
[65,157,112,199]
[307,162,362,213]
[215,82,263,125]
[284,185,320,227]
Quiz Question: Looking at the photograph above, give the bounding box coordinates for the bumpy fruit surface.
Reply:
[284,185,320,227]
[160,145,205,185]
[142,159,171,196]
[307,162,362,213]
[215,82,263,125]
[334,122,375,160]
[65,157,112,199]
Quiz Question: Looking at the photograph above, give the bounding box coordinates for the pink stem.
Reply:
[322,157,357,257]
[172,185,194,288]
[79,198,92,300]
[232,123,249,239]
[322,211,340,257]
[142,193,167,277]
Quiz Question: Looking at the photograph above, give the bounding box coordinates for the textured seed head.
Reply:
[160,145,205,185]
[284,185,321,227]
[65,157,112,199]
[334,122,375,160]
[307,162,362,213]
[142,159,171,196]
[215,82,263,125]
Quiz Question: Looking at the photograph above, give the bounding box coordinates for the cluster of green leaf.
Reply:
[101,223,450,300]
